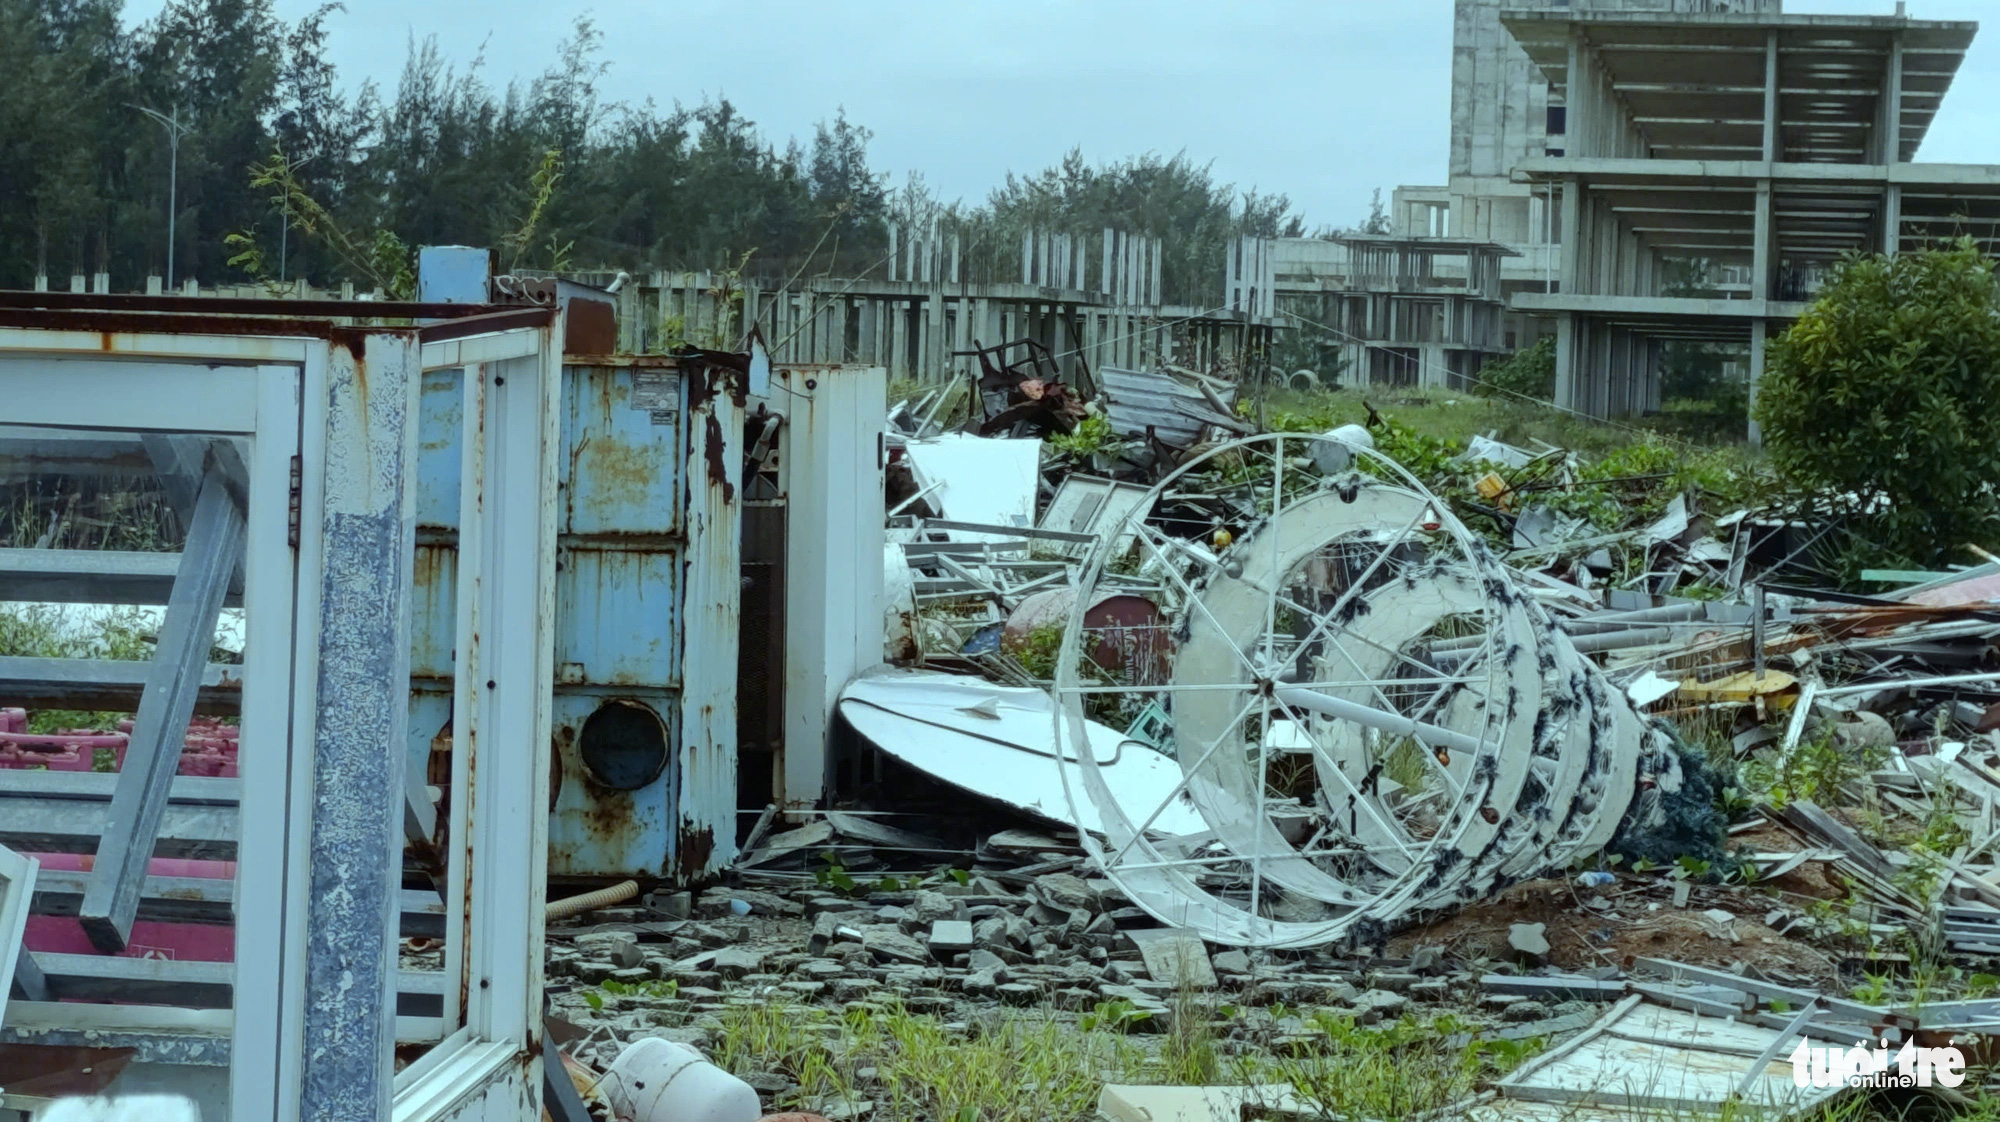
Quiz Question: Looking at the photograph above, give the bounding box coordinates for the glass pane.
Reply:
[0,421,252,1101]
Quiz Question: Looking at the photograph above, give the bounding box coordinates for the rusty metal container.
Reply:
[410,355,743,882]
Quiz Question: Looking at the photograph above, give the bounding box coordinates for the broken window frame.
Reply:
[0,314,560,1122]
[388,335,562,1122]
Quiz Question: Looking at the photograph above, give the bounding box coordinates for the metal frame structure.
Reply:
[1053,432,1664,948]
[0,293,562,1122]
[745,361,888,816]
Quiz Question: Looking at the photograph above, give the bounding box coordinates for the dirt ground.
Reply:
[1385,878,1840,985]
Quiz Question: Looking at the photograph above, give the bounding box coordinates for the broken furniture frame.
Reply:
[0,296,562,1122]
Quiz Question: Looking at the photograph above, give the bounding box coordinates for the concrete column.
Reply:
[1568,30,1592,159]
[1753,182,1773,304]
[1882,185,1903,256]
[1748,319,1768,448]
[1555,314,1579,413]
[1763,31,1779,163]
[1881,31,1905,164]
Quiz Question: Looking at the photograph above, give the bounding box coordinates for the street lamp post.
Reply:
[131,104,192,288]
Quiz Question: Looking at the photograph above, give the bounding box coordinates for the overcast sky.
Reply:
[126,0,2000,229]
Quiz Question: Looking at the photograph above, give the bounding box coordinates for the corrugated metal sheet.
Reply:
[1098,366,1207,446]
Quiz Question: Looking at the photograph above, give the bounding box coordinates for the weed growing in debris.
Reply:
[1159,982,1222,1085]
[1261,1012,1543,1121]
[713,998,1141,1122]
[1739,729,1881,810]
[1047,414,1115,458]
[581,976,679,1011]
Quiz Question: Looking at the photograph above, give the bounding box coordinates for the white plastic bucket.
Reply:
[600,1037,761,1122]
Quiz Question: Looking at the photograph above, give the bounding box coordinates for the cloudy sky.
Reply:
[129,0,2000,229]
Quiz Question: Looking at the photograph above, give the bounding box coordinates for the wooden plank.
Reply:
[82,472,245,953]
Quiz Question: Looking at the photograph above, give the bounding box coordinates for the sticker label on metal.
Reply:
[632,370,680,418]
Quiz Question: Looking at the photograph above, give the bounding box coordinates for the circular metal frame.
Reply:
[1052,432,1645,948]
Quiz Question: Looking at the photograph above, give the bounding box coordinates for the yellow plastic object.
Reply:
[1678,669,1797,707]
[1474,472,1512,507]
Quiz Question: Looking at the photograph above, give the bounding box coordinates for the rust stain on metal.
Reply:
[674,822,716,883]
[704,414,735,503]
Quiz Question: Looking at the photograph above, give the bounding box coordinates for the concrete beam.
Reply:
[1513,293,1810,321]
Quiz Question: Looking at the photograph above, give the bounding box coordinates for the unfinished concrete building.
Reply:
[1262,234,1516,387]
[1392,0,1784,383]
[1497,6,1991,426]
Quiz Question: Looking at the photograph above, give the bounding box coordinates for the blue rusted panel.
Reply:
[410,357,730,880]
[407,368,466,793]
[414,367,464,531]
[548,691,677,878]
[547,362,690,878]
[554,548,682,688]
[558,367,684,537]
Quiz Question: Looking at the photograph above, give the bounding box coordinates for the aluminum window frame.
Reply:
[0,317,555,1122]
[384,335,560,1122]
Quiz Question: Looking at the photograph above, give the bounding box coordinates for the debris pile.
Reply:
[528,372,2000,1117]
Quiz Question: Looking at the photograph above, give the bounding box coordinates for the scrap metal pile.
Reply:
[867,360,1715,950]
[867,354,2000,969]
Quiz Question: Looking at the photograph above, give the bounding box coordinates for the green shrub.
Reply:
[1473,338,1555,400]
[1756,239,2000,568]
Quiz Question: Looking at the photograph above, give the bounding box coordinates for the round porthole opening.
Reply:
[578,699,668,791]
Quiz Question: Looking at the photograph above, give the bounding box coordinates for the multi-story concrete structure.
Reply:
[1502,6,1988,431]
[1262,234,1517,387]
[1378,0,2000,443]
[1394,0,1783,362]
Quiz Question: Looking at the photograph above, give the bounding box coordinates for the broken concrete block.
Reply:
[1410,979,1452,1002]
[929,919,975,954]
[1036,872,1099,912]
[972,915,1010,950]
[1124,928,1217,989]
[570,959,621,984]
[573,931,644,969]
[711,946,768,980]
[1211,949,1252,975]
[1300,976,1359,1003]
[794,959,846,982]
[1098,1085,1299,1122]
[1508,922,1550,962]
[1355,990,1410,1018]
[907,890,962,925]
[996,982,1040,1005]
[862,927,929,965]
[1408,945,1446,975]
[966,949,1010,979]
[1369,972,1421,993]
[1501,998,1551,1023]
